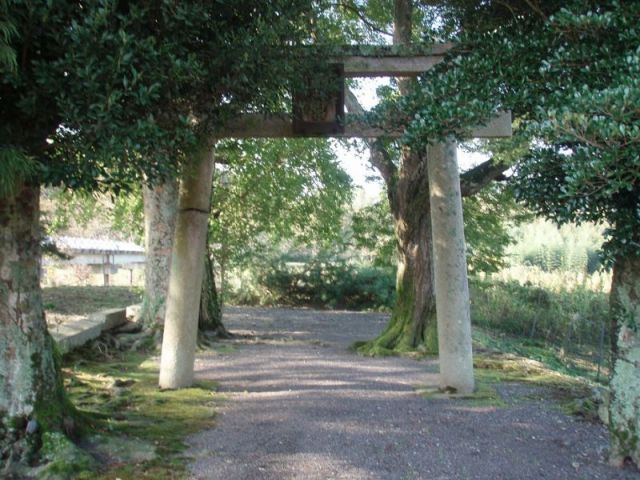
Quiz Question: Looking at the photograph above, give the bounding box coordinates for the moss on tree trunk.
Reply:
[354,0,438,357]
[0,183,73,471]
[356,150,438,356]
[608,254,640,468]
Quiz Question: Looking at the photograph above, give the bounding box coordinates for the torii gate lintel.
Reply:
[216,43,512,141]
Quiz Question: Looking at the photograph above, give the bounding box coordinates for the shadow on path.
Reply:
[188,306,636,480]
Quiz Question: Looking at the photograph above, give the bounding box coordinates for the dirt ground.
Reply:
[187,307,639,480]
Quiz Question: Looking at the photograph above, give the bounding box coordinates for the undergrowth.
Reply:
[44,286,142,316]
[470,278,610,362]
[472,328,609,385]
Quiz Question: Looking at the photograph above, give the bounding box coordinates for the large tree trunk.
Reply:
[356,0,439,356]
[159,141,215,389]
[0,183,70,467]
[608,254,640,468]
[141,178,179,328]
[427,139,475,394]
[356,151,438,355]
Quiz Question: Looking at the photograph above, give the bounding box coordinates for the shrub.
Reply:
[262,258,395,310]
[226,256,395,311]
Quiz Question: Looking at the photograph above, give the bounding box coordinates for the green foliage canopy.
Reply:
[388,0,639,262]
[211,139,353,268]
[1,1,314,195]
[351,185,518,274]
[512,2,640,263]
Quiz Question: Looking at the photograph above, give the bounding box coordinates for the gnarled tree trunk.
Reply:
[141,178,179,328]
[355,0,438,356]
[608,254,640,467]
[159,141,215,389]
[0,183,70,468]
[356,150,438,355]
[351,0,507,358]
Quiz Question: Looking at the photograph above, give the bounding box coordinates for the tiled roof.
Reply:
[52,236,144,254]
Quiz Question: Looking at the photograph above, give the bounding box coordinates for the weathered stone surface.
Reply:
[427,138,475,394]
[51,318,103,353]
[159,141,215,389]
[50,306,132,353]
[219,111,512,139]
[126,303,142,321]
[98,308,127,330]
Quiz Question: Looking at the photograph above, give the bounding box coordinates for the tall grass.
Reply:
[470,278,609,351]
[507,219,605,273]
[473,219,611,361]
[487,266,611,293]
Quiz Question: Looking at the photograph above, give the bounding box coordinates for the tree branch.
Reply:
[369,140,398,187]
[523,0,547,20]
[460,158,509,197]
[331,1,393,37]
[344,87,398,185]
[344,87,365,116]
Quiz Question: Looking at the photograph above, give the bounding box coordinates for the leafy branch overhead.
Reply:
[389,0,640,261]
[210,139,352,268]
[2,1,319,192]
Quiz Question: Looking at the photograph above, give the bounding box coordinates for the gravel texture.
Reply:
[187,307,639,480]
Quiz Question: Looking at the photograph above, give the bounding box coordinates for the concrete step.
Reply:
[50,304,142,353]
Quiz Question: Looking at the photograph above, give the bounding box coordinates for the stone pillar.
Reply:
[159,141,214,389]
[427,139,475,394]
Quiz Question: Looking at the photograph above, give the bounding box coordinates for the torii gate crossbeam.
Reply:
[217,44,511,140]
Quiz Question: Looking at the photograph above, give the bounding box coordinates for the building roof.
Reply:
[53,236,144,255]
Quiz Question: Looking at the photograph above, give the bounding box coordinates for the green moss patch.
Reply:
[206,343,238,355]
[416,380,506,408]
[43,286,142,317]
[472,350,597,417]
[415,333,597,413]
[473,327,608,384]
[36,432,96,480]
[61,350,220,479]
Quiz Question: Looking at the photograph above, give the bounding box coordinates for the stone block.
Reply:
[51,316,104,353]
[126,303,142,322]
[94,308,127,331]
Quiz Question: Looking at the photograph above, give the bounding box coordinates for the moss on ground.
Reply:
[415,330,597,413]
[416,379,507,408]
[352,318,438,359]
[472,327,608,384]
[37,432,96,479]
[60,349,220,479]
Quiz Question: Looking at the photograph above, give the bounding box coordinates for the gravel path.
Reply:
[187,307,638,480]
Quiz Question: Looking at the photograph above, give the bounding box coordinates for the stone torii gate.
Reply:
[158,45,512,394]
